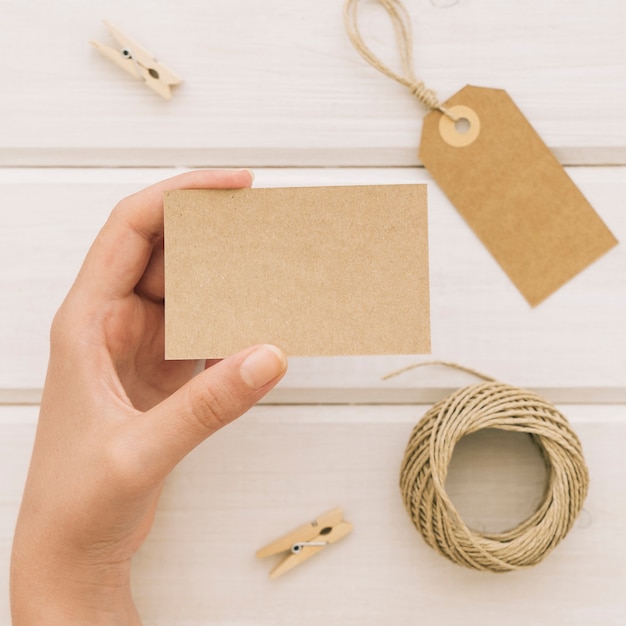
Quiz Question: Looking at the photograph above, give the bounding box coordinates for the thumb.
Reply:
[133,344,287,478]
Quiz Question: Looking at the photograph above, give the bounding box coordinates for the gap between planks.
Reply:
[1,147,626,168]
[2,387,626,406]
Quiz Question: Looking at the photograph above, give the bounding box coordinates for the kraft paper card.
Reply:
[164,185,430,358]
[420,85,618,307]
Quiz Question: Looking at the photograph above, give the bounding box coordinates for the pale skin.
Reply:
[10,169,288,625]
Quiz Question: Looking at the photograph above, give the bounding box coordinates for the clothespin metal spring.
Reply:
[291,541,328,553]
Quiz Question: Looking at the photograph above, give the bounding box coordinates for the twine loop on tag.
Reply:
[407,82,441,112]
[386,362,589,572]
[344,0,456,119]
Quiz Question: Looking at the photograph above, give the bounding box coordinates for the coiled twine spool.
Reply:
[389,363,589,572]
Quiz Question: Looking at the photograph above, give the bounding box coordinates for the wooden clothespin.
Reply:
[256,507,352,579]
[90,20,181,100]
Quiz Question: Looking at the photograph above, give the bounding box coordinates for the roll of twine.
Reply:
[386,362,589,572]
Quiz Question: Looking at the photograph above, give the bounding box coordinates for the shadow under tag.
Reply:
[420,85,618,307]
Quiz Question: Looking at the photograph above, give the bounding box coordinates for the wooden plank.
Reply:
[1,404,625,624]
[0,0,624,166]
[1,167,625,400]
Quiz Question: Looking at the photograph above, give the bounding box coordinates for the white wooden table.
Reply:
[1,1,625,623]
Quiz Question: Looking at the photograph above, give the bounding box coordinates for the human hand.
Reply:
[10,170,288,625]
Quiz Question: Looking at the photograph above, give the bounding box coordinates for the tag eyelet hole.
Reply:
[439,105,480,148]
[455,118,471,134]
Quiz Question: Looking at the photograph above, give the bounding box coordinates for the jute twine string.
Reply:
[344,0,456,119]
[385,362,589,572]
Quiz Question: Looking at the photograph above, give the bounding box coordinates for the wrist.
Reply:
[11,541,140,625]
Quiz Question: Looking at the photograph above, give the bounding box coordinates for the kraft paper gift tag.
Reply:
[419,85,618,306]
[345,0,618,306]
[164,184,430,358]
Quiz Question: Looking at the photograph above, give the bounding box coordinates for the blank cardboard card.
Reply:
[164,185,430,358]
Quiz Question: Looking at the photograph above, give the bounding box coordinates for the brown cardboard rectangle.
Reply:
[164,185,430,358]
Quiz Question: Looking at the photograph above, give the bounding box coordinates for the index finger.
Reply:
[74,169,254,301]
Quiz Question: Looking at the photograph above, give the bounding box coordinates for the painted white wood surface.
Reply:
[1,167,624,403]
[2,0,625,623]
[0,0,625,166]
[1,404,625,625]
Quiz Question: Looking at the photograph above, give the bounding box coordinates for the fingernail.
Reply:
[239,168,255,184]
[240,344,287,389]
